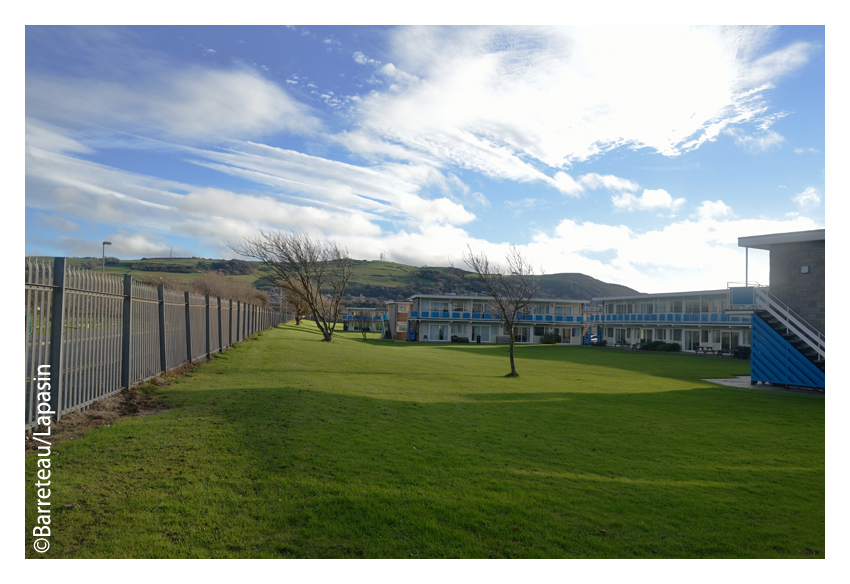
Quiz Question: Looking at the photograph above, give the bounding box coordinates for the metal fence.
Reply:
[25,257,284,432]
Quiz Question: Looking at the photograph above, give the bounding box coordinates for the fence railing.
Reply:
[25,257,284,432]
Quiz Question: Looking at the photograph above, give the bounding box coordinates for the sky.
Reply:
[24,24,826,294]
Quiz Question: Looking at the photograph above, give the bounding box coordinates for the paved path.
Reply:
[702,375,824,396]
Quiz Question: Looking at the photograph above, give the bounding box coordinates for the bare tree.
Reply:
[283,279,312,325]
[459,245,540,377]
[228,232,352,342]
[351,309,375,340]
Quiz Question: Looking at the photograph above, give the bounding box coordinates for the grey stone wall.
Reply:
[769,240,825,334]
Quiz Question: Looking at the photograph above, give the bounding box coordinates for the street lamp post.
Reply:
[102,241,112,273]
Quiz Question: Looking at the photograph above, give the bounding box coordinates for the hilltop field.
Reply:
[58,256,637,301]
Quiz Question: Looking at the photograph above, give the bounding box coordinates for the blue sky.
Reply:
[24,25,825,293]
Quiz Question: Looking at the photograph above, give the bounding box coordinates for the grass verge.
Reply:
[25,324,824,558]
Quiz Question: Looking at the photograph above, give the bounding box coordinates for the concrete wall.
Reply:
[769,240,825,334]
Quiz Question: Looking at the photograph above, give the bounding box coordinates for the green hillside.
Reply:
[47,257,638,301]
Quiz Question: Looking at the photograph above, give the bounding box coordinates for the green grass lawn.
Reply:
[25,324,824,558]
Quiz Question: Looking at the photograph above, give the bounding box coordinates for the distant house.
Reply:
[341,307,387,333]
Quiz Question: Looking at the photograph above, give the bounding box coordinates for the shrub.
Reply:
[593,339,608,347]
[540,332,561,344]
[451,335,470,343]
[665,342,681,352]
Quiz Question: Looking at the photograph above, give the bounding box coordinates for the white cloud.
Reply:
[612,189,686,213]
[353,51,381,66]
[696,200,734,220]
[578,173,639,192]
[728,129,785,153]
[27,67,322,142]
[338,26,813,195]
[793,187,821,206]
[794,146,820,154]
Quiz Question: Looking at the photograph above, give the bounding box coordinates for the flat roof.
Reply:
[592,289,729,302]
[408,294,589,304]
[738,229,824,250]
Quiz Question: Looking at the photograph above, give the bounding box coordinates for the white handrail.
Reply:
[754,287,825,359]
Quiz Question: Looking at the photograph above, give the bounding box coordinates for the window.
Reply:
[397,322,407,333]
[514,327,530,343]
[672,329,682,341]
[572,328,580,337]
[451,301,466,312]
[605,304,615,314]
[399,304,409,313]
[639,302,654,314]
[605,327,614,338]
[671,300,683,313]
[533,304,550,315]
[701,330,710,343]
[534,326,546,337]
[685,301,700,313]
[554,305,572,316]
[451,323,468,335]
[431,301,448,312]
[472,302,486,313]
[712,330,720,344]
[741,330,751,346]
[656,329,667,340]
[472,325,490,342]
[615,329,626,342]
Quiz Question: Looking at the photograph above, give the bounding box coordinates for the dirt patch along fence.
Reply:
[25,257,284,433]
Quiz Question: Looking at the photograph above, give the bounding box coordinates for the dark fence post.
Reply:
[158,285,167,371]
[120,274,133,389]
[205,293,211,359]
[217,296,223,354]
[236,301,241,342]
[48,257,67,420]
[185,291,192,363]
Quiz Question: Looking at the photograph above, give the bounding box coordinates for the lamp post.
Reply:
[102,241,112,273]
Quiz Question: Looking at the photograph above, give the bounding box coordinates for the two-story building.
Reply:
[589,288,754,353]
[341,307,387,333]
[405,294,589,344]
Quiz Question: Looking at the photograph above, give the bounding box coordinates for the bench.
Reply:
[696,346,717,356]
[614,340,629,348]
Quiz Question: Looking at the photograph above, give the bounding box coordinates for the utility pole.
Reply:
[102,241,112,273]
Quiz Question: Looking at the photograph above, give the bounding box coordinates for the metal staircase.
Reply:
[750,288,825,389]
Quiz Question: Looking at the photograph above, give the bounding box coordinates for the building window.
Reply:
[741,330,751,346]
[605,327,614,338]
[514,327,530,343]
[472,302,486,313]
[451,323,468,335]
[533,305,550,315]
[554,305,572,316]
[451,301,466,312]
[534,326,546,337]
[472,325,490,342]
[615,329,626,342]
[672,329,682,341]
[656,329,667,341]
[397,322,407,333]
[701,330,710,343]
[399,304,409,313]
[712,330,721,344]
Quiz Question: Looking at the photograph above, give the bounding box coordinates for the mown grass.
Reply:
[25,324,824,558]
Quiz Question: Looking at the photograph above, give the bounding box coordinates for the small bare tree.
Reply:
[460,245,540,377]
[283,279,312,325]
[228,232,352,342]
[351,309,375,340]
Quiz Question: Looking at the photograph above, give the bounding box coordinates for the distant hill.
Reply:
[53,257,638,301]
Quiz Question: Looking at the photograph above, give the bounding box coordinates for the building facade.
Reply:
[407,295,589,344]
[589,288,753,353]
[385,300,413,341]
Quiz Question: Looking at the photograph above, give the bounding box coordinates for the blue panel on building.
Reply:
[535,315,542,321]
[711,314,718,322]
[463,313,470,318]
[411,311,418,317]
[452,312,460,318]
[751,313,824,389]
[701,314,708,322]
[555,316,563,322]
[473,313,481,319]
[545,315,552,321]
[651,314,657,321]
[720,314,728,322]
